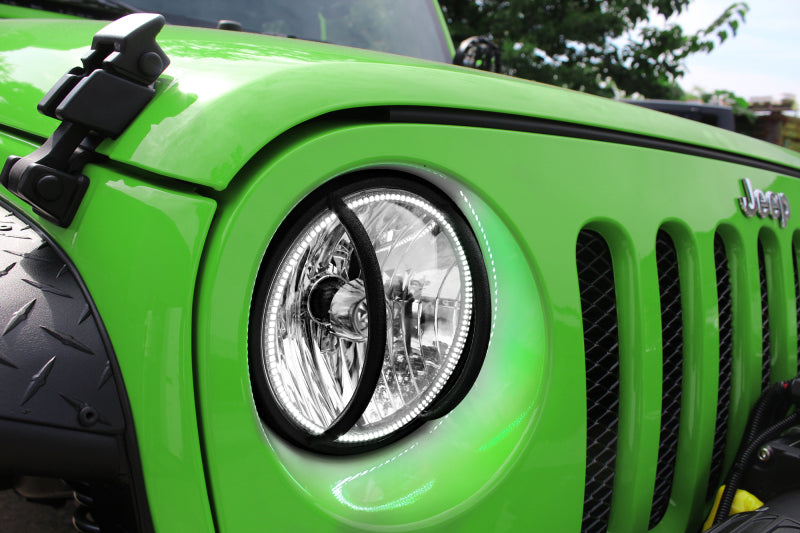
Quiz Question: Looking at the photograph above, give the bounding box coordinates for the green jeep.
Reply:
[1,2,799,532]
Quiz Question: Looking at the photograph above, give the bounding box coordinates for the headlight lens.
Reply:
[251,176,489,453]
[262,209,362,435]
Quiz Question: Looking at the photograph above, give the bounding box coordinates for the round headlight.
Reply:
[250,174,489,453]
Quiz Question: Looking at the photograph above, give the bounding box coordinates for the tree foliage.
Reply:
[439,0,748,98]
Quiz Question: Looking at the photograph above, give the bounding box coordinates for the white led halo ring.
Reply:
[335,188,475,444]
[262,210,339,436]
[249,171,491,454]
[347,177,491,434]
[251,194,387,445]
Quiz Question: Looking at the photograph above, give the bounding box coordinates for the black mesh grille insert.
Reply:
[649,230,683,528]
[578,230,619,533]
[709,234,733,499]
[795,245,799,376]
[758,241,771,389]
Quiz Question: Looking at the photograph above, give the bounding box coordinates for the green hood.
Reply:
[1,17,798,190]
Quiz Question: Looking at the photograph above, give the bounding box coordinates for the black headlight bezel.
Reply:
[248,170,491,454]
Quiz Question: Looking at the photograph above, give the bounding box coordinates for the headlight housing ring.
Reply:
[249,172,490,454]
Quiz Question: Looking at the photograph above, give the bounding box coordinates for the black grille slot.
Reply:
[795,245,799,376]
[758,241,771,388]
[577,230,619,533]
[649,230,683,528]
[708,234,733,499]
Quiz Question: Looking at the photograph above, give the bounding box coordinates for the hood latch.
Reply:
[0,13,170,227]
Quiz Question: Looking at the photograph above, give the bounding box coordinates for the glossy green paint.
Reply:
[0,5,78,19]
[196,122,560,532]
[716,218,800,456]
[0,131,217,533]
[2,9,800,533]
[1,18,800,192]
[194,117,800,531]
[653,224,722,533]
[432,0,456,57]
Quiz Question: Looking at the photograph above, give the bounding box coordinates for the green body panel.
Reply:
[195,120,800,531]
[0,131,217,533]
[0,5,78,19]
[1,10,800,533]
[432,0,456,57]
[1,18,799,191]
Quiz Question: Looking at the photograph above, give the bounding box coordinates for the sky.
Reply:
[660,0,799,103]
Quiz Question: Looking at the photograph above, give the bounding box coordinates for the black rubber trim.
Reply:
[0,123,213,199]
[420,185,491,421]
[317,196,386,441]
[386,106,800,179]
[248,189,368,454]
[0,197,154,533]
[333,171,492,426]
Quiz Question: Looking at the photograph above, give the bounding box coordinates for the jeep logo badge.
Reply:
[738,178,791,228]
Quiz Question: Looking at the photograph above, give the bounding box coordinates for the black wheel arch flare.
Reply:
[0,198,153,532]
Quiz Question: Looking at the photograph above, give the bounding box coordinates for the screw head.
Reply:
[78,406,98,427]
[758,446,772,463]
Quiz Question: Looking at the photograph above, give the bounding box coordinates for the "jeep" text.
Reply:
[738,178,791,228]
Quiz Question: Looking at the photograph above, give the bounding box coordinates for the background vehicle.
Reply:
[1,1,800,532]
[623,99,736,131]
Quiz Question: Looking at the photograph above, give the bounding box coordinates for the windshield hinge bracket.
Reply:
[0,13,170,227]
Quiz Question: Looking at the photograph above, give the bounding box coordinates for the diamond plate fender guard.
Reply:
[0,200,130,481]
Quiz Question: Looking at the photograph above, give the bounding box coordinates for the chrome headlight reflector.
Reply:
[250,175,489,453]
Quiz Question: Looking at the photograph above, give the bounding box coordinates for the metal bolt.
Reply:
[758,446,772,463]
[78,406,98,427]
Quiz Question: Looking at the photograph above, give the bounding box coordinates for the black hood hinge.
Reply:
[0,13,170,227]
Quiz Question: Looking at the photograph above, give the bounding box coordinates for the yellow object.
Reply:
[703,486,765,531]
